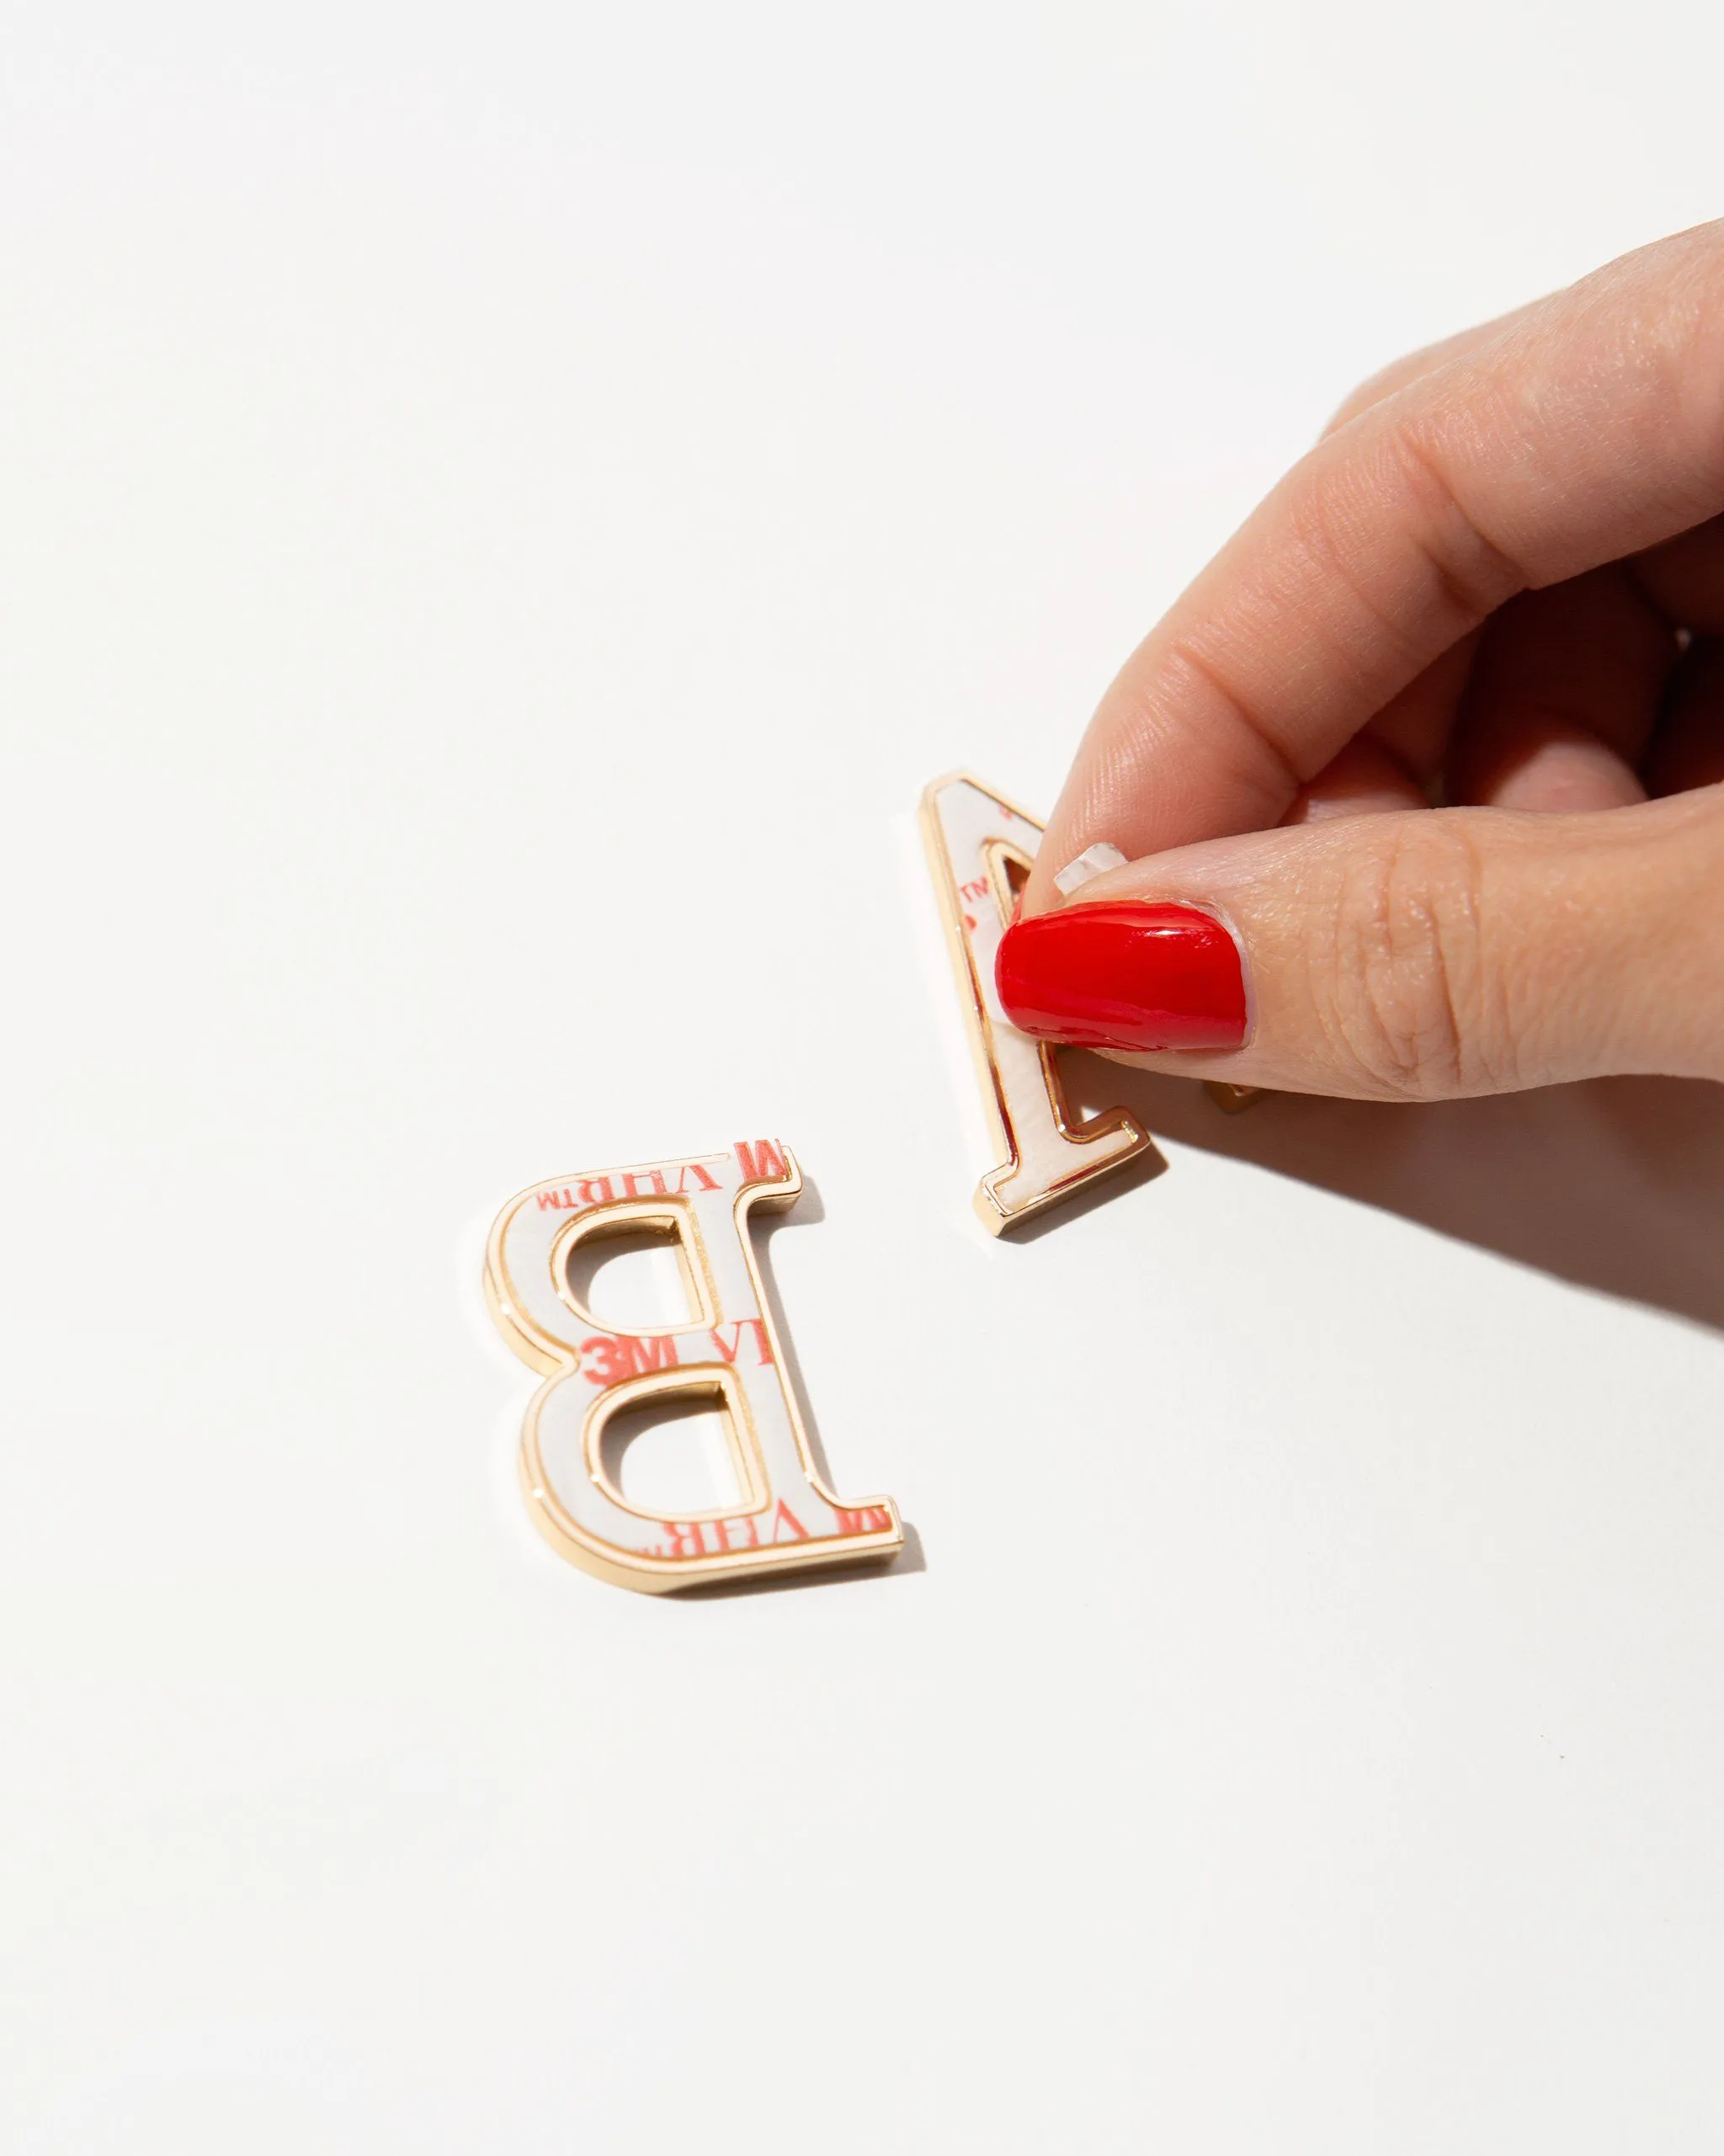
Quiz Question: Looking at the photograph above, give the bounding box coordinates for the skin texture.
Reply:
[1021,221,1724,1101]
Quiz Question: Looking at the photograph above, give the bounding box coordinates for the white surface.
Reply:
[4,5,1724,2148]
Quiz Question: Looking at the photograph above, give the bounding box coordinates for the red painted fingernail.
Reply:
[995,902,1248,1052]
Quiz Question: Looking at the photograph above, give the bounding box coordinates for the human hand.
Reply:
[998,223,1724,1100]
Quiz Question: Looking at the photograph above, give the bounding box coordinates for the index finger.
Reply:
[1026,221,1724,910]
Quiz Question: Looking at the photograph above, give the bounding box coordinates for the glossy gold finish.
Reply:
[487,1144,902,1593]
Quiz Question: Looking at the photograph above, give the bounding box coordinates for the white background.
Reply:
[4,4,1724,2148]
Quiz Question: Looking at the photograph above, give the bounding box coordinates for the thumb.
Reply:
[995,789,1724,1100]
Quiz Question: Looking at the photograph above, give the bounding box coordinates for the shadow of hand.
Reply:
[1066,1058,1724,1333]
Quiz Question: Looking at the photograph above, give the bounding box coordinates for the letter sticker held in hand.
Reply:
[919,772,1163,1232]
[485,1141,902,1592]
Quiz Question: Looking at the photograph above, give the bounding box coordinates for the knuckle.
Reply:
[1321,821,1507,1100]
[1277,418,1524,686]
[1383,419,1526,629]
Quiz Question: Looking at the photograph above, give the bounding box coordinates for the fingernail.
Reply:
[1053,841,1128,896]
[995,902,1248,1052]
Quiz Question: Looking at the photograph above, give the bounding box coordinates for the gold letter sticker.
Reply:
[485,1141,902,1592]
[920,771,1163,1234]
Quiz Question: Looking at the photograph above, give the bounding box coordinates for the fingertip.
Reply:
[1280,737,1429,824]
[1452,718,1648,812]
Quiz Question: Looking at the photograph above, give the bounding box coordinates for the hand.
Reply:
[999,223,1724,1100]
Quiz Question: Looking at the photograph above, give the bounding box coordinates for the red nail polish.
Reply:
[995,902,1248,1052]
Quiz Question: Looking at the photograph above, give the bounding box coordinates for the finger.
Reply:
[1321,301,1544,437]
[996,791,1724,1099]
[1633,513,1724,631]
[1281,737,1429,824]
[1028,220,1724,913]
[1447,566,1673,812]
[1360,631,1481,785]
[1647,638,1724,794]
